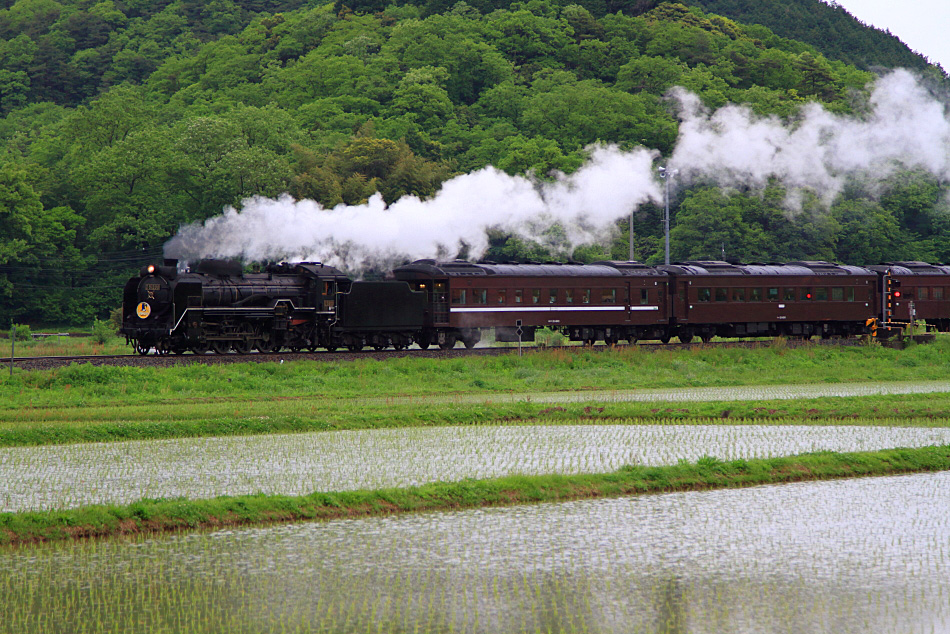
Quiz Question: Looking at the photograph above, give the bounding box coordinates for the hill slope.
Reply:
[1,0,949,326]
[682,0,935,72]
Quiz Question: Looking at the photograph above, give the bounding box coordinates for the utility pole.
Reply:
[628,209,635,261]
[658,165,678,265]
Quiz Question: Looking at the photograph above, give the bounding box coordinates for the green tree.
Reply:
[0,34,37,114]
[521,78,677,152]
[830,199,902,264]
[387,66,456,128]
[291,135,453,205]
[669,188,768,261]
[493,134,580,175]
[615,55,687,94]
[486,4,573,68]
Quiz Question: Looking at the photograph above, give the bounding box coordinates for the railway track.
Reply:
[7,338,864,371]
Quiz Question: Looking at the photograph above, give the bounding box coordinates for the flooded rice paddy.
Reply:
[3,471,949,633]
[374,380,950,406]
[3,424,950,512]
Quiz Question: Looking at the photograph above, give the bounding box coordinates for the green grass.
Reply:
[1,399,950,448]
[2,341,950,446]
[3,334,129,357]
[5,338,950,403]
[3,445,948,545]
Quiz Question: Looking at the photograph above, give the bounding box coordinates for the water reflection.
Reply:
[2,472,949,633]
[3,424,950,512]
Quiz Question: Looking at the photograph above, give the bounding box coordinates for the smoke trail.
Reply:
[164,144,661,271]
[166,69,950,269]
[669,69,950,205]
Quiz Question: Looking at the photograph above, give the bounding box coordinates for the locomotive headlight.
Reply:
[147,264,156,274]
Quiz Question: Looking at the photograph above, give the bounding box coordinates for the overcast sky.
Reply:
[826,0,950,71]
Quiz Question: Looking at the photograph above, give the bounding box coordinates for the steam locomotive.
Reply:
[120,258,949,355]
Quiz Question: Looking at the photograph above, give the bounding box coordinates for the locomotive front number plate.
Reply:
[136,302,151,319]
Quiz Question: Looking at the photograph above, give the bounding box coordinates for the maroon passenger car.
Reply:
[660,261,877,342]
[390,260,671,347]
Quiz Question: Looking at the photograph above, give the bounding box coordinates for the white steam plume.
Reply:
[166,70,950,269]
[670,69,950,205]
[164,144,661,271]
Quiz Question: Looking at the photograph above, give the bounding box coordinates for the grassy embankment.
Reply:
[2,445,949,545]
[2,339,950,447]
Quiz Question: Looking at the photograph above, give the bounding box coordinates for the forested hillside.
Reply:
[1,0,948,325]
[681,0,937,73]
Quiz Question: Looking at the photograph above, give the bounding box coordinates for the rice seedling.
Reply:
[3,423,950,513]
[0,472,948,633]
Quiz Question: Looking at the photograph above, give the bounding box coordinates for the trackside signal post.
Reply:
[885,274,901,324]
[871,270,934,346]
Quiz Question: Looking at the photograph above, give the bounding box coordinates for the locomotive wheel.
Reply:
[462,336,478,349]
[233,339,252,354]
[373,344,386,351]
[211,341,230,354]
[658,335,671,344]
[191,342,210,355]
[135,341,151,356]
[255,331,277,353]
[393,342,407,351]
[347,343,363,352]
[325,346,338,352]
[439,334,457,350]
[157,340,172,356]
[678,333,693,344]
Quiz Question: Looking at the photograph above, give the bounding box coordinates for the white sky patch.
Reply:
[824,0,950,71]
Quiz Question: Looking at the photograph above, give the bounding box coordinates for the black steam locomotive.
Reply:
[120,257,948,355]
[121,259,428,355]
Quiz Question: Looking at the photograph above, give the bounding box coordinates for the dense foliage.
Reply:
[0,0,947,325]
[681,0,937,74]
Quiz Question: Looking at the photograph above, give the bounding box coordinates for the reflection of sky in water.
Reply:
[3,472,949,633]
[3,424,950,512]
